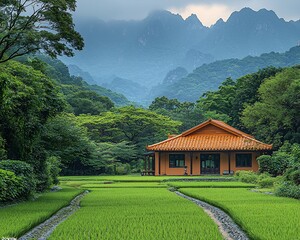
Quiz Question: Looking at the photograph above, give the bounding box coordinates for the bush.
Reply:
[257,153,291,176]
[47,156,61,185]
[0,160,36,197]
[115,163,131,175]
[257,173,276,188]
[235,170,258,183]
[275,181,300,200]
[0,169,24,202]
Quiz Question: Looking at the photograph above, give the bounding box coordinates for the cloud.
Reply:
[74,0,300,25]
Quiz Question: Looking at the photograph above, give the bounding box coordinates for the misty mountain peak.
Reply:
[186,14,203,25]
[228,7,280,24]
[146,10,183,22]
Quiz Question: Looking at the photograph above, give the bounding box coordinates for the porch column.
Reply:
[190,152,193,175]
[228,151,231,174]
[148,155,151,175]
[158,152,161,175]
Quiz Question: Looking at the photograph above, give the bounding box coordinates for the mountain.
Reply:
[62,8,300,104]
[68,64,97,85]
[62,10,208,87]
[201,8,300,58]
[103,77,147,103]
[151,46,300,102]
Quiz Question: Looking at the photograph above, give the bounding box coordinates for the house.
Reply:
[145,119,272,176]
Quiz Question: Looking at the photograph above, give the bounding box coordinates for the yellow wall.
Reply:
[155,151,261,175]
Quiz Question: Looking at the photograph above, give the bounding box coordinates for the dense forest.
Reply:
[153,46,300,102]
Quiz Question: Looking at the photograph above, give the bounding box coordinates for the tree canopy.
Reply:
[0,0,83,63]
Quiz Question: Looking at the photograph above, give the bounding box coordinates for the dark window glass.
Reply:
[169,154,185,168]
[236,154,252,167]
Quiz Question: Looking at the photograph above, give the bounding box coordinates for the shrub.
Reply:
[235,170,258,184]
[0,160,36,197]
[0,169,24,202]
[47,156,61,185]
[257,174,276,188]
[275,181,300,200]
[115,163,131,175]
[257,153,291,176]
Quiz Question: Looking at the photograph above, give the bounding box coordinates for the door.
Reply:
[200,154,220,174]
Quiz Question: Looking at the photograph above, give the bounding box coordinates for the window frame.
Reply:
[236,153,252,168]
[169,154,185,168]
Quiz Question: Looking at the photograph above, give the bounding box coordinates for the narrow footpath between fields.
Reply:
[175,191,249,240]
[19,191,89,240]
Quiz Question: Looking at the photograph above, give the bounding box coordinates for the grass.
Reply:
[59,174,233,182]
[0,187,82,238]
[168,181,256,188]
[49,188,223,240]
[180,188,300,240]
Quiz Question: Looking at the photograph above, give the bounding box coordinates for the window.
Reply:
[169,154,185,168]
[236,154,252,167]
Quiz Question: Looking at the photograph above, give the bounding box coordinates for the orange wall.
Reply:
[155,151,261,175]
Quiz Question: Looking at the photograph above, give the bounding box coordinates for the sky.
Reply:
[74,0,300,27]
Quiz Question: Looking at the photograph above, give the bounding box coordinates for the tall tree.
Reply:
[0,0,83,63]
[242,67,300,147]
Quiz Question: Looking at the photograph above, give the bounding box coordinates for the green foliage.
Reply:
[0,60,65,160]
[41,114,103,175]
[149,96,204,131]
[257,173,276,188]
[0,169,23,202]
[275,182,300,200]
[158,46,300,102]
[0,160,36,198]
[257,153,291,176]
[0,134,6,159]
[0,0,83,63]
[242,67,300,146]
[47,156,61,185]
[77,106,181,152]
[197,67,281,129]
[235,170,258,183]
[67,90,114,115]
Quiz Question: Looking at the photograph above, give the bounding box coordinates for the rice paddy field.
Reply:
[180,188,300,240]
[59,175,234,182]
[48,188,223,240]
[167,181,256,188]
[0,187,82,238]
[1,175,299,240]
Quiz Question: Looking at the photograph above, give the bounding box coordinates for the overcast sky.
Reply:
[74,0,300,26]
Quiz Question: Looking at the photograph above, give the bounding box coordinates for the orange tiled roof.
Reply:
[147,119,272,151]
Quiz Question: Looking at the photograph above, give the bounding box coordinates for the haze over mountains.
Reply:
[64,7,300,104]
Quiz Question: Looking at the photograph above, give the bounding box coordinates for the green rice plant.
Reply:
[180,188,300,240]
[168,181,256,188]
[0,187,82,238]
[59,175,231,183]
[79,182,168,188]
[49,188,223,240]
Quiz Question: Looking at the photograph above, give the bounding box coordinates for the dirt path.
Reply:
[19,190,89,240]
[175,191,249,240]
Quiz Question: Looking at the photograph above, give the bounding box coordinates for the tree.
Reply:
[242,67,300,147]
[149,96,204,131]
[0,60,65,160]
[67,90,114,115]
[41,114,104,175]
[76,106,181,153]
[0,0,84,63]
